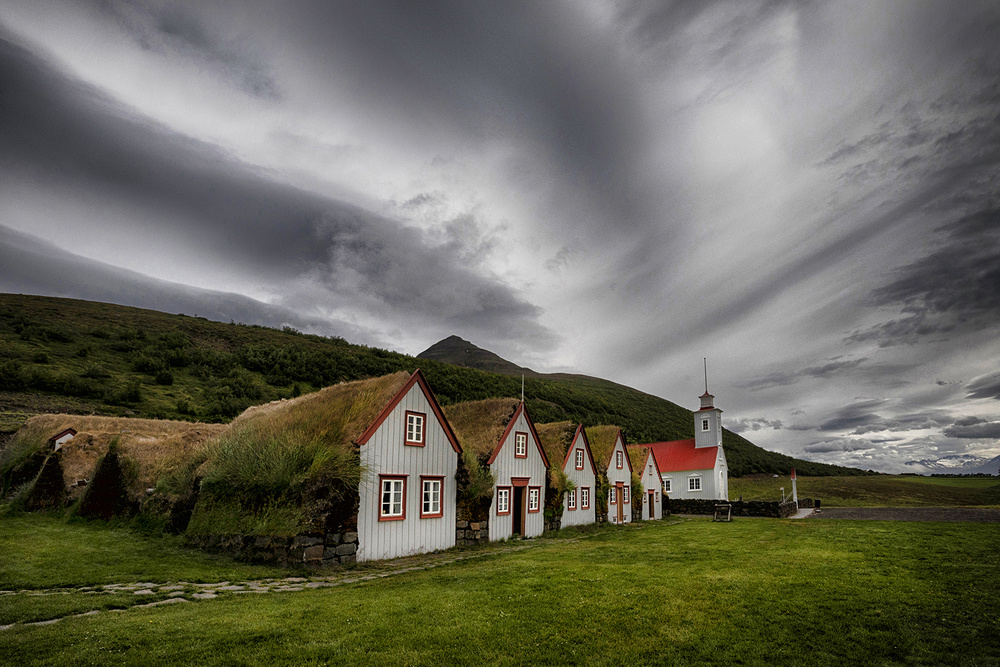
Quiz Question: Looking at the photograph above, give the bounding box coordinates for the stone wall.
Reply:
[187,530,359,567]
[455,519,490,546]
[668,498,818,518]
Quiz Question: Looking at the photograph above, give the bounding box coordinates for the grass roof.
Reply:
[586,425,622,470]
[222,370,411,453]
[535,421,577,469]
[443,398,520,458]
[1,414,225,502]
[628,446,650,474]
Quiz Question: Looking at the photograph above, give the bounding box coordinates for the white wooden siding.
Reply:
[357,384,458,561]
[561,431,596,527]
[488,410,547,540]
[606,435,632,524]
[638,452,662,520]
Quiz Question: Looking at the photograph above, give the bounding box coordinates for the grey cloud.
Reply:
[847,208,1000,347]
[727,417,783,434]
[803,438,877,454]
[943,421,1000,439]
[741,358,868,390]
[0,224,375,342]
[850,412,954,435]
[817,399,886,432]
[0,30,554,350]
[966,371,1000,400]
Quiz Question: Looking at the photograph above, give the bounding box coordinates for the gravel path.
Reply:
[808,507,1000,522]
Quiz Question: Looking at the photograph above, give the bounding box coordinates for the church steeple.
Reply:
[695,359,723,449]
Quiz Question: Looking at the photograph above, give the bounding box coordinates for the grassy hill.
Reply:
[0,293,868,477]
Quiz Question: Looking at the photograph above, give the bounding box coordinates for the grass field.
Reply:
[729,475,1000,507]
[2,514,998,666]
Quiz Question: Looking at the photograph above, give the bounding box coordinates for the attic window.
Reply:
[575,449,584,470]
[514,432,527,458]
[379,476,406,520]
[406,412,426,445]
[702,418,710,432]
[615,451,623,469]
[689,477,702,491]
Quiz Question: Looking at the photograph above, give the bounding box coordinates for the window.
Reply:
[575,448,584,470]
[406,411,425,445]
[663,478,671,493]
[580,487,590,509]
[609,487,617,505]
[528,487,540,513]
[689,477,702,491]
[623,485,630,504]
[702,418,710,431]
[496,487,511,515]
[616,451,623,469]
[567,489,576,510]
[380,476,406,520]
[420,477,443,518]
[514,432,527,458]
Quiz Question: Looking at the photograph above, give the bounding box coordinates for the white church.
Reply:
[632,387,729,501]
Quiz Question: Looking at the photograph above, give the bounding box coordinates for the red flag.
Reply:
[790,468,796,480]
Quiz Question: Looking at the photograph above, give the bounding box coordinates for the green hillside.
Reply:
[0,294,868,477]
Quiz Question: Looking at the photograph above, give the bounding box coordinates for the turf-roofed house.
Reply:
[632,388,729,501]
[536,422,597,528]
[187,369,463,563]
[628,446,664,521]
[586,425,633,524]
[445,399,549,540]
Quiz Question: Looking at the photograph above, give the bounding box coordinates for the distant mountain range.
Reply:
[905,454,1000,475]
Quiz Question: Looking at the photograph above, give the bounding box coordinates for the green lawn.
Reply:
[729,475,1000,507]
[2,515,998,666]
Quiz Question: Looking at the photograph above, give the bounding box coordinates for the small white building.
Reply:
[628,447,663,520]
[638,390,729,501]
[355,370,463,561]
[587,426,633,524]
[446,399,549,540]
[536,422,598,528]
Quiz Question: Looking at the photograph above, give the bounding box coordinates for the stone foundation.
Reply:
[187,530,359,567]
[455,519,490,546]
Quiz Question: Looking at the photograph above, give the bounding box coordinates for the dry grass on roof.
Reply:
[628,446,650,473]
[443,398,520,458]
[2,414,225,500]
[223,370,411,451]
[535,421,576,467]
[586,425,622,469]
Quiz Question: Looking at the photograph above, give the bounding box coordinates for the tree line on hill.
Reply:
[0,294,871,477]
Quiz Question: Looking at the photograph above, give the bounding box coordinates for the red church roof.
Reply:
[630,439,718,473]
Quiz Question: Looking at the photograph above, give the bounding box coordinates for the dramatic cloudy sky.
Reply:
[2,0,999,473]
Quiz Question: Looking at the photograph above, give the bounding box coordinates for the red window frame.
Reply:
[496,486,512,515]
[623,485,631,504]
[405,410,426,446]
[609,486,617,505]
[528,486,541,513]
[580,487,590,510]
[575,448,584,470]
[379,475,407,521]
[616,450,623,469]
[566,488,577,511]
[514,431,528,458]
[419,476,444,519]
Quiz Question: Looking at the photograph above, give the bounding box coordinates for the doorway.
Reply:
[615,484,624,523]
[512,487,526,536]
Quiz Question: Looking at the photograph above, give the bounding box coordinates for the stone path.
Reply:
[0,533,608,631]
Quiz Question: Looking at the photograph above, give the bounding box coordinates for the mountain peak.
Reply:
[417,336,537,376]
